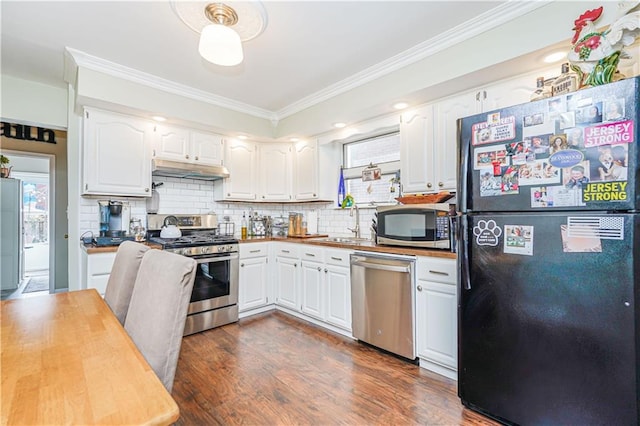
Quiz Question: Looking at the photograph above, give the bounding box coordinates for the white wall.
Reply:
[1,75,68,129]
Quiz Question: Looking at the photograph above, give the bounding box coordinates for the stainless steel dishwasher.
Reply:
[350,252,416,360]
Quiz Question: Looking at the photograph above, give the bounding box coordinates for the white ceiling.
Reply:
[2,1,510,117]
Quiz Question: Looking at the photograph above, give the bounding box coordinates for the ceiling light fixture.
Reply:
[543,51,566,63]
[171,1,267,68]
[393,102,409,110]
[199,3,243,66]
[333,122,346,129]
[152,115,167,122]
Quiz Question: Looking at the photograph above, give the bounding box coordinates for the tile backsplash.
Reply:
[79,177,376,239]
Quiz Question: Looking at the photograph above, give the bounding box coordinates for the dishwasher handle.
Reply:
[351,259,411,273]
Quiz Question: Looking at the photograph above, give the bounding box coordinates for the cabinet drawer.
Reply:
[87,253,116,275]
[416,257,457,284]
[273,244,299,259]
[324,248,351,267]
[300,245,324,262]
[240,243,268,258]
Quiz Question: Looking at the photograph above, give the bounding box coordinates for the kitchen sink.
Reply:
[316,237,372,244]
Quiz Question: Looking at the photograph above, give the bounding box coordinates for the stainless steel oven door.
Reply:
[187,252,239,315]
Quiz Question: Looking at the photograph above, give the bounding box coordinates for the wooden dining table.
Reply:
[1,289,179,425]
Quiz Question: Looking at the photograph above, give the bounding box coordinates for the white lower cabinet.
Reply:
[82,251,116,296]
[270,244,353,336]
[323,249,351,331]
[238,243,270,314]
[415,256,458,380]
[274,243,300,311]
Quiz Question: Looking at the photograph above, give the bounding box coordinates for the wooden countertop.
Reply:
[240,236,457,259]
[82,241,163,254]
[1,289,179,425]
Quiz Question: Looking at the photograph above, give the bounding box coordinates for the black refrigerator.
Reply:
[457,76,639,425]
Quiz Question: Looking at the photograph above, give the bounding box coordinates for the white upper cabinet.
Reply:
[433,94,476,192]
[215,139,257,200]
[293,140,319,200]
[293,140,336,202]
[473,73,539,112]
[259,143,292,202]
[82,107,152,197]
[189,131,223,166]
[153,124,223,166]
[400,105,435,194]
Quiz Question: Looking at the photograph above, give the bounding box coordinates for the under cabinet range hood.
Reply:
[151,159,230,181]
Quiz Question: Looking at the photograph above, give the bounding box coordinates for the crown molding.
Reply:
[65,1,549,125]
[64,47,276,121]
[275,1,551,120]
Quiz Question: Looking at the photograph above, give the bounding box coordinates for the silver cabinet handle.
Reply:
[330,257,342,261]
[417,285,423,292]
[195,156,199,161]
[429,270,449,276]
[282,250,290,253]
[324,269,328,273]
[317,266,321,271]
[305,253,315,257]
[427,182,433,188]
[240,263,244,267]
[438,182,443,187]
[145,188,149,192]
[250,249,260,253]
[185,154,190,159]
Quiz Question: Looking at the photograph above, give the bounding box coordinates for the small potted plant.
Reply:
[0,155,11,178]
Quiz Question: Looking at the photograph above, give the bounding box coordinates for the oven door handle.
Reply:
[193,253,239,263]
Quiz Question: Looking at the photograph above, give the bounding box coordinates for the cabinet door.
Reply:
[259,143,292,201]
[239,256,269,312]
[83,108,152,196]
[153,124,190,162]
[275,257,298,310]
[416,278,457,370]
[86,252,116,296]
[293,140,318,200]
[324,264,351,331]
[223,139,257,200]
[400,105,435,194]
[191,131,223,166]
[433,94,476,192]
[482,74,538,111]
[300,261,323,320]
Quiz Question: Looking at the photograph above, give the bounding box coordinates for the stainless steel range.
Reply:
[147,214,238,335]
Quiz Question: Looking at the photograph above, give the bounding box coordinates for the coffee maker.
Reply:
[98,200,132,244]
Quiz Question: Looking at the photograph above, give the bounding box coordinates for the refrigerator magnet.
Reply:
[473,220,502,247]
[503,225,534,256]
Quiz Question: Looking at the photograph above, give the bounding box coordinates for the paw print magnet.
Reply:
[473,220,502,246]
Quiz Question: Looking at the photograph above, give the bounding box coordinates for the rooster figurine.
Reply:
[568,2,640,87]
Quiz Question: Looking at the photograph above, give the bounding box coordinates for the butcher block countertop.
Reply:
[80,237,455,259]
[240,236,457,259]
[81,241,163,254]
[1,289,179,425]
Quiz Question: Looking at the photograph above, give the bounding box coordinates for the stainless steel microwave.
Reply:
[376,203,455,251]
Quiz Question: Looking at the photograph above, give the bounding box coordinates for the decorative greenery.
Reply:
[0,155,9,165]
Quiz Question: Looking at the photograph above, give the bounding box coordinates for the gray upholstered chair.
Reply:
[124,249,197,392]
[103,241,150,325]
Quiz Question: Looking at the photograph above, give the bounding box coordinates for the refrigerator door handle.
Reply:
[460,216,471,290]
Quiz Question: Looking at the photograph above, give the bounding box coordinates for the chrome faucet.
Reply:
[348,204,360,239]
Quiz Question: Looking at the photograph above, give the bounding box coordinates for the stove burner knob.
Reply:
[218,246,225,253]
[201,246,210,254]
[226,245,234,252]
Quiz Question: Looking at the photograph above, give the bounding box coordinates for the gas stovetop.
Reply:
[149,232,238,256]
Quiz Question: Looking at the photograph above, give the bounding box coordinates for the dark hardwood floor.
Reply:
[172,311,498,425]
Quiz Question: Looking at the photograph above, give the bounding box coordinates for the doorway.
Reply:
[2,154,53,299]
